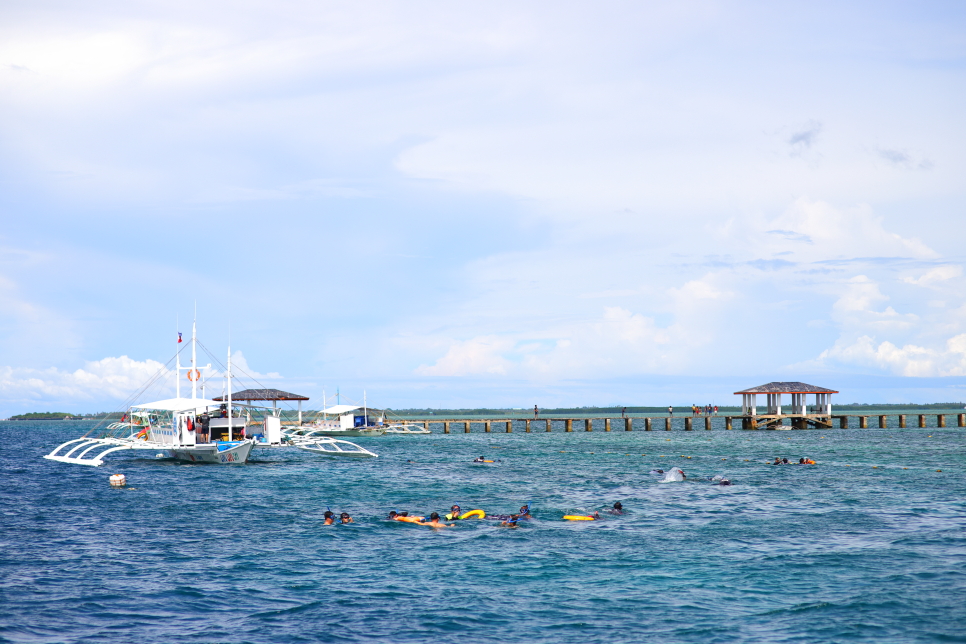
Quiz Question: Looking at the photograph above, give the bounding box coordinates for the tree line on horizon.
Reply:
[7,401,964,421]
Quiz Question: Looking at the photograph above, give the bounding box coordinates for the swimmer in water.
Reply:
[422,512,454,528]
[340,512,353,524]
[773,457,782,465]
[473,456,486,463]
[323,510,335,525]
[782,457,789,464]
[608,501,624,515]
[501,514,521,528]
[445,504,462,520]
[650,469,665,475]
[718,479,732,486]
[518,504,532,518]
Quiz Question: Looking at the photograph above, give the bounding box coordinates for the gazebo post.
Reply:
[298,400,302,426]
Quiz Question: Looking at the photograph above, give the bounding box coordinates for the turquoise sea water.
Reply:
[2,421,964,643]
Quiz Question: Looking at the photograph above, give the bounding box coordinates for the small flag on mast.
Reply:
[178,332,183,343]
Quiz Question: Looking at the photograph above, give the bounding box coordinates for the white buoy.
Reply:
[109,473,126,487]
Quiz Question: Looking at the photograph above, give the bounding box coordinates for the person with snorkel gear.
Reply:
[445,504,462,520]
[501,514,521,528]
[339,512,353,524]
[323,510,335,525]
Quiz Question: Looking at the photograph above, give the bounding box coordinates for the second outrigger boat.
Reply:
[44,320,376,467]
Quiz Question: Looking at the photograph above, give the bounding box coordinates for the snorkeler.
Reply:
[323,510,335,525]
[445,505,462,520]
[718,479,732,486]
[473,456,485,462]
[608,501,624,515]
[340,512,353,524]
[501,514,521,528]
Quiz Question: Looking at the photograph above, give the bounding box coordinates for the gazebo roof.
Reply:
[734,382,838,395]
[213,388,309,402]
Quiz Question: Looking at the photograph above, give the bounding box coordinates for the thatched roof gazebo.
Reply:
[213,388,310,423]
[734,381,837,422]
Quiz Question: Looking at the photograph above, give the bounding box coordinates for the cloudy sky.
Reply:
[1,1,965,415]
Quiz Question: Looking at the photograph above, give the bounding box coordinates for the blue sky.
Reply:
[1,1,965,415]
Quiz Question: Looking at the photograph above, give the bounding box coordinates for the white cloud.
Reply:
[0,356,171,411]
[415,336,513,376]
[902,265,963,286]
[815,333,966,377]
[756,198,937,262]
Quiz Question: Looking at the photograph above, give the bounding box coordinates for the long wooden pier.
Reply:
[398,413,966,433]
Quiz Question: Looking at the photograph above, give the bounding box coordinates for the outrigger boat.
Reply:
[44,320,375,466]
[295,404,388,438]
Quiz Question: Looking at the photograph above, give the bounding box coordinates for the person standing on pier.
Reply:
[534,405,539,419]
[621,407,627,418]
[668,406,673,417]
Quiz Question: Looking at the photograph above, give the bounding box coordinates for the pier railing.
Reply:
[392,413,966,433]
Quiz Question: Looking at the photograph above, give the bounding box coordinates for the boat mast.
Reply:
[175,316,181,399]
[227,340,233,441]
[191,316,197,400]
[364,390,368,426]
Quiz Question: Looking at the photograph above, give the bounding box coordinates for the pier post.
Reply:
[839,416,848,429]
[525,420,531,433]
[625,417,633,431]
[665,417,672,431]
[918,414,926,428]
[725,416,732,430]
[705,417,712,430]
[485,421,491,433]
[959,414,965,428]
[605,418,611,432]
[565,419,573,432]
[424,420,430,431]
[899,415,906,428]
[938,414,946,428]
[645,418,652,431]
[685,418,693,431]
[464,421,471,433]
[546,419,552,432]
[585,419,592,432]
[859,416,867,428]
[444,421,450,434]
[879,415,887,429]
[506,420,513,433]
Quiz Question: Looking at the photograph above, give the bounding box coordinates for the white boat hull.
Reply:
[167,440,254,464]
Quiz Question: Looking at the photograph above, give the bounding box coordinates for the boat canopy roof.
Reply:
[132,397,223,412]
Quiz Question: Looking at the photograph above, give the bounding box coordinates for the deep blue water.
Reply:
[2,421,965,643]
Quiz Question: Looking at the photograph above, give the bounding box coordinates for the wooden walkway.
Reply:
[399,413,966,433]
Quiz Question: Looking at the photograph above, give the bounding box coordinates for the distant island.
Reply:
[10,412,80,420]
[5,402,963,421]
[8,411,123,421]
